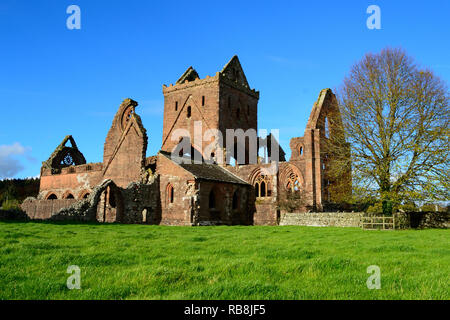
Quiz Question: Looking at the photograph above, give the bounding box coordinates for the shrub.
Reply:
[276,191,305,213]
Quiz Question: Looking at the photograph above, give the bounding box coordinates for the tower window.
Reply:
[247,104,250,115]
[175,101,178,111]
[187,106,191,118]
[228,96,231,108]
[236,108,240,118]
[202,96,205,106]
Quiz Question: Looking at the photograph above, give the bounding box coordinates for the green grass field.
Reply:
[0,221,448,300]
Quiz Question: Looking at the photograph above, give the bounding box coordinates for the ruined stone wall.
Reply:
[228,163,293,225]
[225,163,277,225]
[399,212,449,229]
[121,177,161,224]
[103,126,146,188]
[39,163,103,200]
[26,180,121,222]
[414,212,449,229]
[103,126,147,188]
[102,99,147,188]
[21,199,78,220]
[287,140,311,207]
[197,181,252,225]
[254,201,278,225]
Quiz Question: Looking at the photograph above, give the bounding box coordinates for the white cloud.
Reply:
[0,143,34,179]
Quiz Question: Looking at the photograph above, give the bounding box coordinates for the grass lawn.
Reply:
[0,220,448,300]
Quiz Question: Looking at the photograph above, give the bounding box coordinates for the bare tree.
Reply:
[331,48,449,214]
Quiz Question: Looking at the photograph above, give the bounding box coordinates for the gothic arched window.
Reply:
[261,181,266,197]
[254,175,271,198]
[286,172,302,193]
[121,107,134,130]
[166,184,174,206]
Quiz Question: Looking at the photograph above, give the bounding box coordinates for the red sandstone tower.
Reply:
[161,56,259,164]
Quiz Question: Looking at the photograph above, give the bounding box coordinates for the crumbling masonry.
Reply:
[21,56,351,225]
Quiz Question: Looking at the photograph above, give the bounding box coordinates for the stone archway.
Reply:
[96,183,124,223]
[279,163,304,193]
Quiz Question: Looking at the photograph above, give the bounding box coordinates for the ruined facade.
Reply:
[21,56,351,225]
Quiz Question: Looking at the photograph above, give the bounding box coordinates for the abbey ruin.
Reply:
[21,56,351,225]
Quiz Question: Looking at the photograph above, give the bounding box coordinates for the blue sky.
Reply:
[0,0,449,179]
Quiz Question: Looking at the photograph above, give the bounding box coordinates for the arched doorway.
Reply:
[97,185,124,223]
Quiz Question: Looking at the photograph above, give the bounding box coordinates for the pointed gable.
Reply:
[176,66,200,84]
[102,98,148,187]
[306,88,337,130]
[42,135,86,171]
[220,55,250,89]
[305,88,345,141]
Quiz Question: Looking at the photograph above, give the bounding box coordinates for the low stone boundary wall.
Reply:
[279,212,363,227]
[408,212,449,229]
[279,211,449,229]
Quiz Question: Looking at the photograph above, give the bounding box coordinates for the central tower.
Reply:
[161,56,259,164]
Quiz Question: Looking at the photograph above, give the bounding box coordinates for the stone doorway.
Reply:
[97,185,123,223]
